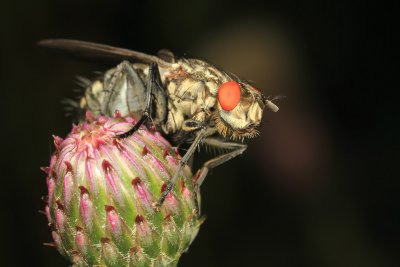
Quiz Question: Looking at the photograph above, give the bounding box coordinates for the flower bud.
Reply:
[43,114,202,266]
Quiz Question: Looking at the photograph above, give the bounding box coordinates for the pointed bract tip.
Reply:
[112,139,124,151]
[131,177,141,186]
[142,146,149,156]
[100,237,110,244]
[52,135,63,149]
[180,180,186,191]
[105,205,115,212]
[70,250,85,264]
[97,116,107,124]
[161,183,168,193]
[64,161,73,173]
[78,186,89,195]
[41,195,49,203]
[163,149,169,158]
[49,223,56,231]
[40,166,50,174]
[101,160,113,173]
[135,214,145,224]
[163,213,172,221]
[114,109,121,118]
[38,209,46,215]
[129,246,139,254]
[55,200,64,210]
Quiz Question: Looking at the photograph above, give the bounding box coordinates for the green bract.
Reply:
[43,114,202,266]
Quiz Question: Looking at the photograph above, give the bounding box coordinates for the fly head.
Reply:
[214,80,279,141]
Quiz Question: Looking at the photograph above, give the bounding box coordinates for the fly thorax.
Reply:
[164,75,215,134]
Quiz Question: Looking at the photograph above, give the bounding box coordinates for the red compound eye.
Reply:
[217,81,241,111]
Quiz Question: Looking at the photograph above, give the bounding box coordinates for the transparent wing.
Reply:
[38,39,172,67]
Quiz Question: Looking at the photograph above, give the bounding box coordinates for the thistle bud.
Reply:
[43,114,202,266]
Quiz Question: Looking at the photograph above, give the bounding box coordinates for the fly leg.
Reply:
[116,62,163,138]
[194,138,248,186]
[192,139,247,214]
[155,125,209,208]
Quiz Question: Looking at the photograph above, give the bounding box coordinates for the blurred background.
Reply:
[0,0,397,266]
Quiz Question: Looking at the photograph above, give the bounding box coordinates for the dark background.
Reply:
[0,0,398,266]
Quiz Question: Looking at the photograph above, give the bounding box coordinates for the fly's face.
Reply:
[214,80,278,141]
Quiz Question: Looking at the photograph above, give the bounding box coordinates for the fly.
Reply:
[39,39,280,209]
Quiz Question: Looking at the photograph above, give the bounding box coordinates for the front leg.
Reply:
[192,138,247,213]
[193,138,247,186]
[156,121,211,208]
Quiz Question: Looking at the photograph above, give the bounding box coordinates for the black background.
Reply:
[0,0,398,266]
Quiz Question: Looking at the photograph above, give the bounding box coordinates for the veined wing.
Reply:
[38,39,172,67]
